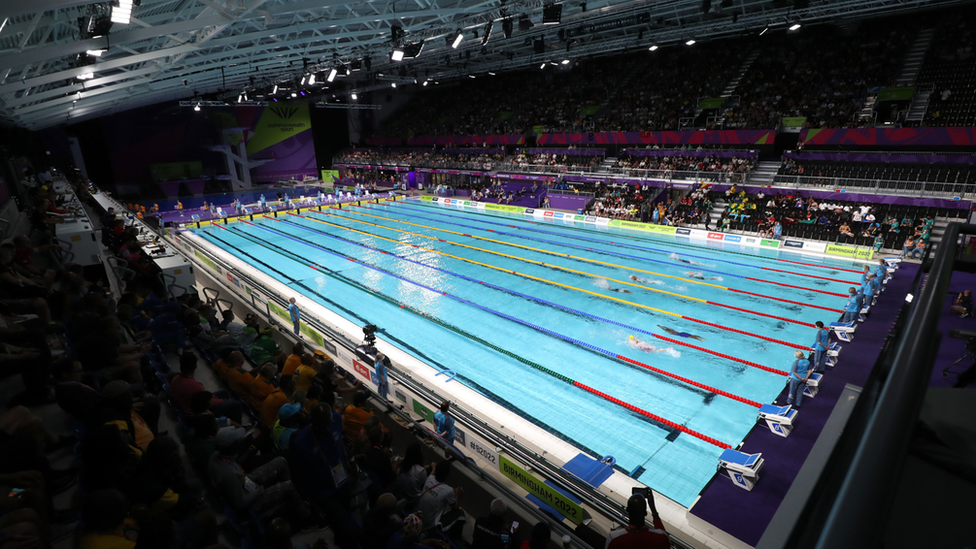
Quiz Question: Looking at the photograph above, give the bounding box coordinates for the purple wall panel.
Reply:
[800,127,976,146]
[537,129,776,146]
[784,151,976,164]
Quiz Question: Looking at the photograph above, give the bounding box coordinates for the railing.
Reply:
[767,173,972,198]
[810,225,955,548]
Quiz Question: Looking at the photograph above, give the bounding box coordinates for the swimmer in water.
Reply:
[629,275,664,285]
[594,278,633,294]
[627,335,663,353]
[669,252,692,264]
[686,271,721,281]
[657,325,706,341]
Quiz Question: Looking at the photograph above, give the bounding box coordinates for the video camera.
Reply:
[949,328,976,352]
[363,323,379,350]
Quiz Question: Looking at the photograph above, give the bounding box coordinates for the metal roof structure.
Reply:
[0,0,966,130]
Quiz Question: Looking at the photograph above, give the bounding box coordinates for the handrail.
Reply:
[814,223,964,548]
[54,238,76,264]
[105,256,136,287]
[178,233,699,548]
[767,173,971,199]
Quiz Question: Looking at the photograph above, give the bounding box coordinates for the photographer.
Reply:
[951,290,973,319]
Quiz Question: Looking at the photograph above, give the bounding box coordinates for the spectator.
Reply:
[473,498,521,549]
[395,442,431,509]
[361,492,402,549]
[606,492,670,548]
[522,523,551,549]
[170,352,243,423]
[272,402,305,451]
[282,342,305,376]
[261,374,296,428]
[387,514,450,549]
[786,350,812,410]
[951,290,973,318]
[414,459,465,534]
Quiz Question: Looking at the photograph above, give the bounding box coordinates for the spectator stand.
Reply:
[919,11,976,127]
[707,184,962,255]
[611,149,758,184]
[774,150,976,198]
[498,148,607,175]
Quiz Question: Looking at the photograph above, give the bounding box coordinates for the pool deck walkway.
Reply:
[688,261,920,547]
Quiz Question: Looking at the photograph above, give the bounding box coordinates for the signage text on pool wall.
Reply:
[825,244,875,260]
[499,456,583,524]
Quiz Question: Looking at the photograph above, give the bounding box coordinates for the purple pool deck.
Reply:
[153,192,397,224]
[929,269,976,389]
[689,261,920,547]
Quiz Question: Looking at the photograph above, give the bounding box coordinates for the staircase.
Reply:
[905,84,935,125]
[723,50,760,98]
[687,50,760,128]
[747,160,781,186]
[895,28,935,86]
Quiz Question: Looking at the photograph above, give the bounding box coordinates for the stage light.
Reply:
[488,71,496,75]
[422,81,428,86]
[327,68,337,82]
[403,42,425,59]
[469,74,476,78]
[561,59,569,64]
[308,73,316,84]
[685,39,696,46]
[237,94,243,102]
[391,49,405,61]
[273,97,278,102]
[76,72,94,80]
[392,83,397,88]
[540,63,546,69]
[789,23,801,31]
[291,92,297,97]
[111,0,133,24]
[194,103,201,111]
[351,93,358,100]
[760,27,768,35]
[452,31,463,49]
[542,4,562,24]
[86,48,107,56]
[649,45,658,51]
[272,84,278,94]
[301,75,307,85]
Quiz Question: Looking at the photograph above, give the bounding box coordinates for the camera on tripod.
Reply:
[362,324,379,350]
[945,328,976,387]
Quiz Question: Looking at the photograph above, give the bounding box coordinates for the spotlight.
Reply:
[403,42,425,58]
[452,31,463,48]
[76,71,94,80]
[327,68,337,82]
[685,39,696,45]
[272,84,278,94]
[469,74,476,78]
[760,26,769,35]
[649,45,658,51]
[194,103,201,111]
[237,94,243,102]
[391,49,405,61]
[540,63,546,69]
[390,24,404,41]
[273,98,278,102]
[291,92,297,97]
[542,4,562,24]
[488,71,496,75]
[111,0,133,24]
[86,48,107,56]
[561,59,570,64]
[392,83,397,88]
[351,93,358,100]
[300,75,307,85]
[308,73,315,84]
[789,23,801,31]
[423,81,428,86]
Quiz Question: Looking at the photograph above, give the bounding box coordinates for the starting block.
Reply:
[758,404,797,438]
[802,372,824,399]
[718,449,764,491]
[830,322,855,343]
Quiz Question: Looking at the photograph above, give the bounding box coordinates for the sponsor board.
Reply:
[584,216,598,223]
[595,218,610,226]
[412,399,436,424]
[499,456,583,524]
[724,235,741,243]
[761,239,780,248]
[784,239,805,249]
[609,220,677,235]
[676,228,692,235]
[544,211,554,217]
[707,232,725,240]
[553,212,564,218]
[524,208,535,214]
[825,244,875,260]
[802,242,827,253]
[467,437,499,467]
[353,360,372,381]
[483,203,527,213]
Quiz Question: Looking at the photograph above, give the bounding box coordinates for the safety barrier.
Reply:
[205,220,735,449]
[310,208,825,329]
[373,202,850,300]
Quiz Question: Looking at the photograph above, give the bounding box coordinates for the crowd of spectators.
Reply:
[336,149,505,171]
[585,183,654,221]
[614,153,755,182]
[505,152,603,171]
[0,168,584,549]
[716,188,937,252]
[919,10,976,126]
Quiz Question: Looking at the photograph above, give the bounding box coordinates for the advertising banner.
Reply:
[800,127,976,147]
[537,129,776,146]
[499,456,583,524]
[825,244,875,260]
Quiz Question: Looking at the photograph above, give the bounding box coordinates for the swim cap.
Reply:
[628,335,635,340]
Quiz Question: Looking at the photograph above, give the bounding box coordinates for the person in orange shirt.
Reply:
[260,374,295,428]
[281,342,305,376]
[223,351,254,396]
[245,363,278,409]
[294,353,319,393]
[342,391,373,447]
[210,350,233,380]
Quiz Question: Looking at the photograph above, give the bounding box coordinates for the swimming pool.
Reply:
[188,198,866,507]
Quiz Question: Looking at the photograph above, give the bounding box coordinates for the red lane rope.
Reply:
[684,317,809,350]
[573,381,732,449]
[774,258,863,273]
[649,335,787,377]
[744,276,847,297]
[611,353,764,407]
[728,289,843,312]
[705,301,818,327]
[761,267,857,284]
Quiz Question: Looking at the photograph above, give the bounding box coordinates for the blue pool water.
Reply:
[189,198,867,506]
